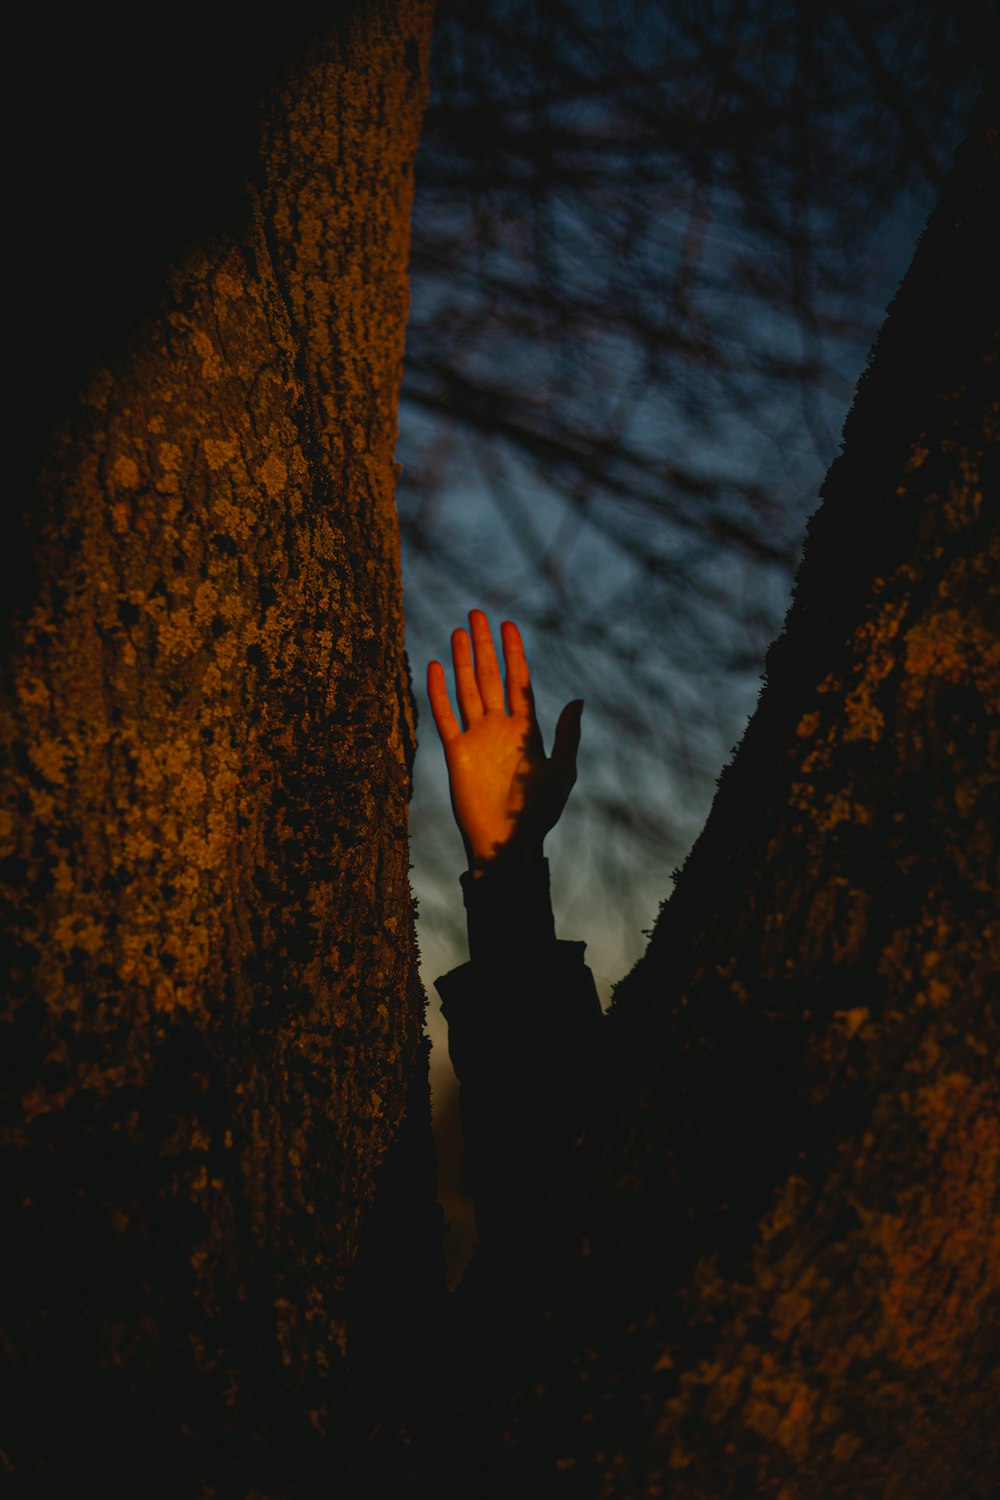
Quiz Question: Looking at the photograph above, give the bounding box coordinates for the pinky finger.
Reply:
[427,660,462,744]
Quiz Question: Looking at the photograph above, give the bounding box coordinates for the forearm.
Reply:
[461,857,555,960]
[436,860,601,1244]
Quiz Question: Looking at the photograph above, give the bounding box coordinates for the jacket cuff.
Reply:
[460,858,556,966]
[435,939,600,1084]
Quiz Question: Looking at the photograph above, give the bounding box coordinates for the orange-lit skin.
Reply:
[427,610,583,876]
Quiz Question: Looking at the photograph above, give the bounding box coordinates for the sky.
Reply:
[389,6,982,1278]
[403,183,938,1114]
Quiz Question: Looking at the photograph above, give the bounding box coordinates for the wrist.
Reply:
[466,838,544,880]
[461,856,556,961]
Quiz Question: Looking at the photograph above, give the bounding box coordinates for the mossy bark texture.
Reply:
[0,4,436,1494]
[386,77,1000,1500]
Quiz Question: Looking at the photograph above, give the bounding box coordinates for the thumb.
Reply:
[551,699,583,777]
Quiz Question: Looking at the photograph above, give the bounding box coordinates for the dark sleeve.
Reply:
[434,860,602,1244]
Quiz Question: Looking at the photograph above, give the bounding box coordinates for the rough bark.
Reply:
[377,71,1000,1500]
[0,4,437,1495]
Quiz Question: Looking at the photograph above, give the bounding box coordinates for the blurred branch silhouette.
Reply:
[401,0,997,982]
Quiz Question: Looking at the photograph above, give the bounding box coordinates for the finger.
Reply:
[469,609,506,712]
[451,627,484,727]
[427,660,461,745]
[501,619,534,719]
[551,699,583,779]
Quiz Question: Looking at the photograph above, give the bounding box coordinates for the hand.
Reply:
[427,611,583,877]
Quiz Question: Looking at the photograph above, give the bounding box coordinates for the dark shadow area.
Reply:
[1,0,364,636]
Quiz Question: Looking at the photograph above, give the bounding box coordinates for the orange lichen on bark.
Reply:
[903,604,1000,708]
[0,2,435,1491]
[867,1075,1000,1370]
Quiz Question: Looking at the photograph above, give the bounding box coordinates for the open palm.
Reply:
[427,611,582,874]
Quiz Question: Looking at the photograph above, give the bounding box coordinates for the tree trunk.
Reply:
[0,4,437,1495]
[378,70,1000,1500]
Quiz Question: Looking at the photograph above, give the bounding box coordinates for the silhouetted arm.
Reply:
[435,859,600,1243]
[427,612,600,1244]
